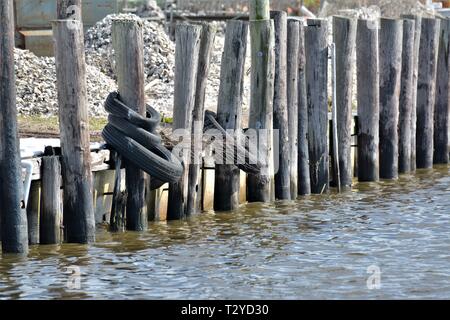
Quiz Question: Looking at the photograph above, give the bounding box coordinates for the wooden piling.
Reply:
[53,20,95,243]
[187,23,216,216]
[356,18,380,182]
[167,24,202,219]
[333,16,357,189]
[0,0,29,254]
[112,19,148,230]
[57,0,82,20]
[399,18,416,174]
[26,181,40,245]
[402,14,422,172]
[434,18,450,165]
[287,19,300,199]
[40,156,62,244]
[271,11,291,200]
[379,18,403,180]
[305,19,329,194]
[110,153,126,232]
[416,18,440,169]
[297,20,311,196]
[214,21,248,212]
[247,0,276,203]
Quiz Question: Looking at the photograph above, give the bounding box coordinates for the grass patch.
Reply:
[18,115,108,141]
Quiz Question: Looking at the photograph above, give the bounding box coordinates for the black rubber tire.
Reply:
[102,124,183,183]
[105,92,160,132]
[108,115,162,148]
[203,111,261,175]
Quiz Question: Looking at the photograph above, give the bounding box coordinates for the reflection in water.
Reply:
[0,165,449,299]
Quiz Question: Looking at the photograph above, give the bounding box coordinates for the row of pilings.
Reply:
[0,0,449,254]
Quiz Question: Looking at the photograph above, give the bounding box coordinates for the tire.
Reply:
[203,111,262,175]
[102,124,183,184]
[108,115,162,148]
[105,92,160,132]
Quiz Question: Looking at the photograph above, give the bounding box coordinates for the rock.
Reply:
[14,48,117,117]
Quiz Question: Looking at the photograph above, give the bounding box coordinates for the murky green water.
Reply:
[0,165,449,300]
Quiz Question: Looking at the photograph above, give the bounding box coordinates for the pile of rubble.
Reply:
[15,49,117,117]
[85,13,175,116]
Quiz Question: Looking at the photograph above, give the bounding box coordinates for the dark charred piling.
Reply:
[297,20,311,196]
[333,16,357,189]
[434,18,450,165]
[399,18,416,174]
[416,17,440,169]
[305,19,329,194]
[40,156,62,244]
[379,18,403,180]
[356,18,380,182]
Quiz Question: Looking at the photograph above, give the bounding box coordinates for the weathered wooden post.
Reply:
[40,156,62,244]
[379,18,403,180]
[247,0,276,203]
[416,17,440,169]
[402,14,422,172]
[298,20,311,196]
[187,23,216,216]
[167,24,202,219]
[214,21,248,212]
[287,19,300,199]
[0,0,29,254]
[271,11,290,200]
[333,16,357,189]
[27,181,40,245]
[356,18,380,182]
[53,20,95,243]
[399,18,416,174]
[111,18,148,230]
[305,19,329,194]
[57,0,82,20]
[434,18,450,165]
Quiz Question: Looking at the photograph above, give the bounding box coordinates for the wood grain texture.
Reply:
[112,19,148,230]
[379,18,403,180]
[271,11,291,200]
[305,19,329,194]
[287,20,300,199]
[53,20,95,243]
[247,19,276,203]
[168,24,202,219]
[399,18,416,173]
[187,23,216,215]
[356,18,380,182]
[297,20,311,196]
[402,14,422,172]
[416,17,440,169]
[434,18,450,164]
[40,156,62,244]
[333,16,357,188]
[0,0,29,254]
[214,21,248,211]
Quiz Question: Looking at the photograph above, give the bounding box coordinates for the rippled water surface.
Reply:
[0,165,449,299]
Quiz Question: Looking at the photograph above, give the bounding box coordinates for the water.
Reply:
[0,165,449,300]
